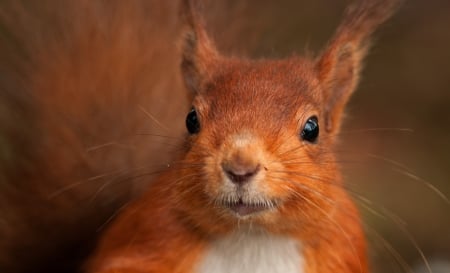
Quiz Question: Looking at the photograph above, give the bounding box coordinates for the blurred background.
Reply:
[200,0,450,272]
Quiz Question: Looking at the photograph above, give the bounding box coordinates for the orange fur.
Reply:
[0,1,188,272]
[86,58,368,273]
[0,0,402,272]
[85,1,401,273]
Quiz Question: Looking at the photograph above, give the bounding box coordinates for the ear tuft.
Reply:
[316,0,403,134]
[179,0,219,93]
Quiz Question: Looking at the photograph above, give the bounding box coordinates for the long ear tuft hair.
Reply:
[179,0,220,93]
[316,0,403,133]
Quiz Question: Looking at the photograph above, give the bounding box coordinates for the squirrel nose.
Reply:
[222,162,260,185]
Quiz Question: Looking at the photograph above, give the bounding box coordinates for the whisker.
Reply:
[392,167,449,205]
[279,184,363,273]
[280,160,362,166]
[275,127,414,158]
[355,191,431,273]
[47,171,124,199]
[368,153,449,205]
[365,224,414,273]
[135,132,183,140]
[89,169,171,202]
[138,105,169,133]
[266,175,339,208]
[367,153,414,173]
[267,169,431,273]
[385,222,431,273]
[341,127,414,134]
[96,201,131,232]
[268,169,357,190]
[86,141,136,152]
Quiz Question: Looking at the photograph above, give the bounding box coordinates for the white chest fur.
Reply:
[196,231,304,273]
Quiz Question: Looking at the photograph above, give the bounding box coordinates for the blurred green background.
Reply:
[203,0,450,272]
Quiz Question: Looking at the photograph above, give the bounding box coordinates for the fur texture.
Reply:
[86,1,401,273]
[196,230,303,273]
[0,1,188,272]
[0,0,402,273]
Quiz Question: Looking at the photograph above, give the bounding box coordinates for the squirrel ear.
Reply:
[180,0,219,93]
[315,0,402,134]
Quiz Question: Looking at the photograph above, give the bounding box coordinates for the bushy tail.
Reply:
[0,1,188,272]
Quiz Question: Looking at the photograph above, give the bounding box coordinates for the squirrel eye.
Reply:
[186,107,200,134]
[301,116,319,143]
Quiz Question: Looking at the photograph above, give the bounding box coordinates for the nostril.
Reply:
[222,164,260,185]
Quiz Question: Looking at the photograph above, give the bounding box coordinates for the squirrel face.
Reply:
[178,58,339,233]
[176,0,401,235]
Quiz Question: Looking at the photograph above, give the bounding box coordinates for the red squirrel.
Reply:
[84,1,402,273]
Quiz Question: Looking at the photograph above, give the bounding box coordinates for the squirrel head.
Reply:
[175,0,402,234]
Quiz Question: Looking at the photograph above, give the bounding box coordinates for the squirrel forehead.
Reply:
[196,58,321,116]
[190,59,321,139]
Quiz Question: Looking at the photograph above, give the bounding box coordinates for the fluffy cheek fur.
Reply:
[185,127,336,231]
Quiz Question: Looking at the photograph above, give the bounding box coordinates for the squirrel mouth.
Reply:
[223,198,277,217]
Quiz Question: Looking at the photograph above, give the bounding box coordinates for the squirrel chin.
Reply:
[219,197,280,218]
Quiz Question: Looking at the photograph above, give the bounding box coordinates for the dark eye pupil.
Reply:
[301,116,319,143]
[186,108,200,134]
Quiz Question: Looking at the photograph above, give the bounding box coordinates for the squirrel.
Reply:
[0,1,402,273]
[83,1,402,273]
